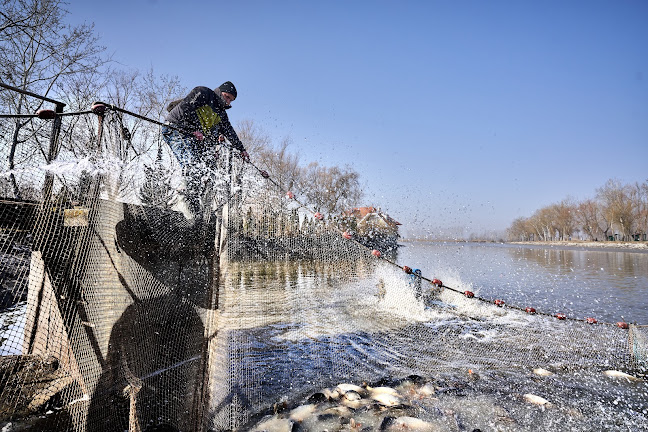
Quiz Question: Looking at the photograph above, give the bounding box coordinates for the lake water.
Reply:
[211,242,648,431]
[3,241,648,431]
[398,241,648,325]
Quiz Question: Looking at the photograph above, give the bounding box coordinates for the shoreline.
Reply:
[401,239,648,252]
[508,240,648,251]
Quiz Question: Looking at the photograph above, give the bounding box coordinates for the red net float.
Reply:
[342,231,352,240]
[91,102,106,115]
[260,170,270,178]
[313,212,323,220]
[525,307,536,314]
[403,266,413,274]
[371,249,381,258]
[36,109,56,120]
[617,322,629,329]
[286,191,294,199]
[464,291,474,298]
[494,299,505,307]
[432,278,443,287]
[586,317,597,324]
[555,313,566,320]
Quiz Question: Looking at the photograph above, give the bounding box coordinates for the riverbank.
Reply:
[401,238,648,252]
[509,240,648,251]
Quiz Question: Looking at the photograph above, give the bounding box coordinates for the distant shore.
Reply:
[402,238,648,252]
[508,240,648,251]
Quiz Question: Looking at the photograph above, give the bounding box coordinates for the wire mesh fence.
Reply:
[0,93,647,431]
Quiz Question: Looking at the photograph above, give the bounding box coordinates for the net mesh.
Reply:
[0,102,647,432]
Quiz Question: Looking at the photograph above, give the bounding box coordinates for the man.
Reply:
[162,82,248,220]
[164,81,248,165]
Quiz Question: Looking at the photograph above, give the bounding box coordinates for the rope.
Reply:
[120,343,143,432]
[0,110,94,119]
[239,157,645,329]
[5,93,637,329]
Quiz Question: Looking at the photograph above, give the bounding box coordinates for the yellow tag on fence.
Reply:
[63,207,89,227]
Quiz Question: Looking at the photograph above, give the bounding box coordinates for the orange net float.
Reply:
[342,231,352,240]
[555,313,567,320]
[403,266,413,274]
[36,109,56,120]
[285,191,295,199]
[371,249,381,258]
[464,291,474,298]
[432,278,443,287]
[494,299,505,307]
[617,322,629,329]
[525,307,536,314]
[91,102,106,115]
[586,317,598,325]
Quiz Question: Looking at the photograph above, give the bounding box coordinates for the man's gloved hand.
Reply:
[240,151,250,163]
[193,130,205,141]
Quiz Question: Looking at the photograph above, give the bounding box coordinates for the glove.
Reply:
[193,130,204,141]
[240,151,250,163]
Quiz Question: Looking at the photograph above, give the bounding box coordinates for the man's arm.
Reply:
[218,111,246,153]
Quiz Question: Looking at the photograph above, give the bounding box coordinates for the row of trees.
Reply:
[507,179,648,242]
[235,120,364,215]
[0,0,365,217]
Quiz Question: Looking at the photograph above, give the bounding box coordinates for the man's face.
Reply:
[222,92,236,106]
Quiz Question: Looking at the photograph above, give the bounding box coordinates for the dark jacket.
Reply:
[166,86,245,152]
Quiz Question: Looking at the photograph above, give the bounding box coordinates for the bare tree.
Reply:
[507,217,531,241]
[0,0,107,198]
[255,136,302,208]
[574,199,603,241]
[597,179,636,240]
[550,198,577,240]
[635,180,648,239]
[299,162,363,215]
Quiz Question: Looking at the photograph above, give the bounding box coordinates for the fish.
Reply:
[341,390,365,409]
[532,368,554,376]
[319,405,352,418]
[602,370,643,382]
[336,383,366,395]
[523,393,553,408]
[367,385,400,397]
[306,392,328,404]
[380,416,438,431]
[371,392,402,407]
[321,387,341,400]
[288,404,317,422]
[251,416,294,432]
[417,382,436,397]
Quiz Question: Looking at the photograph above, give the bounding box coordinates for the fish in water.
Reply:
[336,383,366,395]
[380,416,438,431]
[367,385,400,397]
[251,416,294,432]
[532,368,553,376]
[288,404,317,422]
[602,370,643,382]
[371,392,402,407]
[523,393,553,408]
[321,387,341,400]
[341,390,365,409]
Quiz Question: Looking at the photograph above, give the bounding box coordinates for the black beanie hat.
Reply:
[219,81,237,98]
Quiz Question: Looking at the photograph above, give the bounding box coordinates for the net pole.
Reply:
[42,102,65,203]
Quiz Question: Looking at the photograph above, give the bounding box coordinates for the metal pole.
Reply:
[0,82,66,107]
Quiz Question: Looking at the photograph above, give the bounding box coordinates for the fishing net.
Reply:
[0,100,647,432]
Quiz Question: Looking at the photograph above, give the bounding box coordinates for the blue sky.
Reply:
[65,1,648,238]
